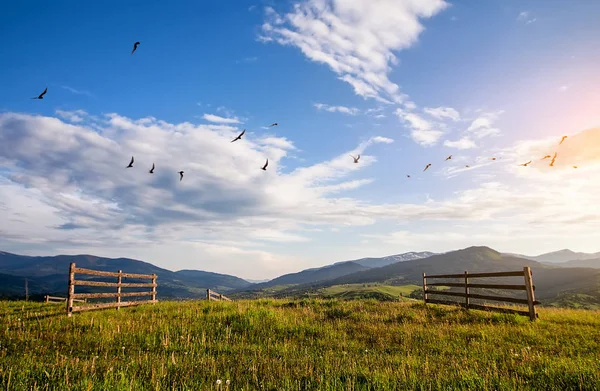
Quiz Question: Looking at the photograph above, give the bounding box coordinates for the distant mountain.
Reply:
[336,251,437,269]
[0,251,252,299]
[325,246,537,286]
[552,258,600,269]
[246,261,370,291]
[242,246,600,309]
[504,249,600,264]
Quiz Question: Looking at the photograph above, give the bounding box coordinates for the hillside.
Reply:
[1,300,598,390]
[239,246,600,308]
[507,249,600,264]
[246,261,370,290]
[336,251,437,268]
[553,258,600,269]
[0,251,252,298]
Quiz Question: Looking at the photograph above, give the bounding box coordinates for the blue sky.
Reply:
[1,0,600,279]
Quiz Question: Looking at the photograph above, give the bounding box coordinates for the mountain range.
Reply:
[1,248,599,308]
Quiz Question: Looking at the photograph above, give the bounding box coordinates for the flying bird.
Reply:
[541,155,552,160]
[350,154,360,163]
[573,165,578,169]
[465,165,470,168]
[178,171,184,181]
[149,163,155,174]
[559,136,567,145]
[31,87,48,99]
[231,129,245,143]
[131,41,140,54]
[490,157,497,160]
[126,156,134,168]
[445,155,452,161]
[406,174,411,178]
[261,159,269,171]
[549,152,557,167]
[269,123,278,127]
[519,160,532,167]
[423,164,431,172]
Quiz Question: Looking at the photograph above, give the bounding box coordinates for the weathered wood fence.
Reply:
[423,266,539,321]
[66,262,157,316]
[206,289,232,302]
[45,295,86,304]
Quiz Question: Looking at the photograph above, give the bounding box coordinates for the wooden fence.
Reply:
[66,262,157,316]
[206,289,232,302]
[45,295,86,304]
[423,266,539,321]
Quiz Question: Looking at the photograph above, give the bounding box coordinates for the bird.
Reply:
[126,156,134,168]
[423,163,431,172]
[559,136,567,145]
[406,174,411,178]
[178,171,184,181]
[269,123,278,127]
[573,165,578,169]
[131,41,140,55]
[149,163,155,174]
[541,155,552,160]
[231,129,245,143]
[31,87,48,100]
[445,155,452,161]
[261,159,269,171]
[519,160,532,167]
[465,165,470,168]
[549,152,557,167]
[350,154,360,163]
[490,157,497,160]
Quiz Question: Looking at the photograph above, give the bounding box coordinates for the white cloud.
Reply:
[466,111,503,139]
[260,0,448,103]
[55,110,89,123]
[202,113,242,124]
[517,11,536,24]
[444,137,476,150]
[314,103,360,115]
[60,85,94,97]
[424,106,460,121]
[558,85,569,92]
[395,108,443,145]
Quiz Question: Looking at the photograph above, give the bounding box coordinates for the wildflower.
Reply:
[216,379,222,385]
[226,380,230,385]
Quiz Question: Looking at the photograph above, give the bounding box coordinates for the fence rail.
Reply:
[423,266,539,321]
[206,289,232,302]
[66,263,157,316]
[45,295,86,304]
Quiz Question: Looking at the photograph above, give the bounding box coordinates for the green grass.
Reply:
[319,284,421,300]
[1,300,599,390]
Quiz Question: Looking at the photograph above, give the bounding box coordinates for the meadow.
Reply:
[1,299,599,390]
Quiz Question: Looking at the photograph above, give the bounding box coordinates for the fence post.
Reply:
[422,272,428,304]
[66,263,75,317]
[464,271,470,309]
[523,266,537,321]
[206,289,210,301]
[117,270,122,310]
[152,274,157,304]
[45,295,49,303]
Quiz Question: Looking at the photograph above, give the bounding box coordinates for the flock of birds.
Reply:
[30,42,576,182]
[31,41,279,182]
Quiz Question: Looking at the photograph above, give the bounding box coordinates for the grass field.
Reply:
[319,284,421,300]
[1,300,599,390]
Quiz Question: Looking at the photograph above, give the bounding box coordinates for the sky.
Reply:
[1,0,600,280]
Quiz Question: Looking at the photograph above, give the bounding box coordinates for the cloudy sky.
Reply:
[1,1,600,280]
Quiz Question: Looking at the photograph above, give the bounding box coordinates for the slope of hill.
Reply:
[337,251,437,268]
[0,251,252,298]
[507,249,600,264]
[245,246,600,309]
[552,258,600,269]
[246,261,370,291]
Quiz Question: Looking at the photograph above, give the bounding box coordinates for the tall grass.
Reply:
[1,299,599,390]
